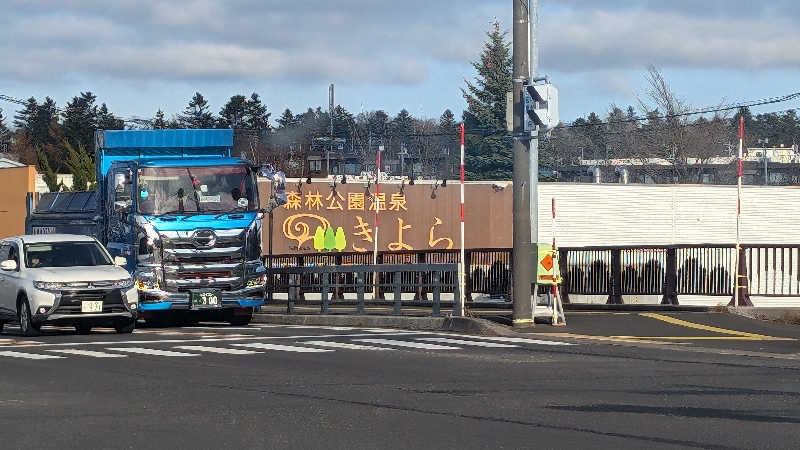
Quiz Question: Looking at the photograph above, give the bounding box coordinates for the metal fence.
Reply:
[269,263,460,316]
[266,244,800,306]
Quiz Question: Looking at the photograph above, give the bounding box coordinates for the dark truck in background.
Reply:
[27,129,286,327]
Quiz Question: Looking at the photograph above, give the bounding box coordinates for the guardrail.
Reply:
[266,244,800,306]
[268,263,459,316]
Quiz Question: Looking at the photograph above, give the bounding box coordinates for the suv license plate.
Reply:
[81,301,104,313]
[191,290,221,307]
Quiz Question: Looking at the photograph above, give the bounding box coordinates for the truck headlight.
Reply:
[34,281,67,290]
[247,274,267,287]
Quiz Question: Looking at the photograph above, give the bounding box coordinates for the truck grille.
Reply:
[160,228,246,291]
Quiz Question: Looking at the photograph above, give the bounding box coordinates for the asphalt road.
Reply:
[0,317,799,449]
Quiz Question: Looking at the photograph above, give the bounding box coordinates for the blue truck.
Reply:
[26,129,285,326]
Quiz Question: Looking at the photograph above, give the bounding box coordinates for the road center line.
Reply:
[640,313,790,340]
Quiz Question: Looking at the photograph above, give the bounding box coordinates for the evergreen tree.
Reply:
[36,147,59,192]
[218,95,248,128]
[461,22,513,180]
[64,142,96,191]
[244,93,270,130]
[96,103,124,130]
[62,92,98,151]
[179,92,216,128]
[276,108,295,129]
[15,97,59,149]
[152,109,168,129]
[0,108,9,142]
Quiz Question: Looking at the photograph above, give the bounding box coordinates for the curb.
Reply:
[252,313,522,337]
[727,307,800,325]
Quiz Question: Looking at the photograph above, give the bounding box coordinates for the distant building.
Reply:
[0,157,25,169]
[551,147,800,186]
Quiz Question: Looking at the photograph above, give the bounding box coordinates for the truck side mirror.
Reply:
[114,200,131,215]
[0,260,18,271]
[259,164,275,178]
[113,256,127,266]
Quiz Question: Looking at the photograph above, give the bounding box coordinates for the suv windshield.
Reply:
[137,165,257,216]
[24,242,112,268]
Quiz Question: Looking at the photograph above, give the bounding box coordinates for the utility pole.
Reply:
[528,0,539,314]
[512,0,534,328]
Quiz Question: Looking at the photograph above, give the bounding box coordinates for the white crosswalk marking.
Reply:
[302,340,394,351]
[174,345,261,355]
[106,347,199,357]
[415,337,519,348]
[448,336,575,346]
[48,349,127,358]
[0,350,64,360]
[362,328,420,334]
[354,339,461,350]
[232,343,333,353]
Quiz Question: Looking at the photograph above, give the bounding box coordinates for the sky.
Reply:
[2,0,800,125]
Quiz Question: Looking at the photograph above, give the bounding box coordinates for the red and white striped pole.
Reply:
[457,123,466,317]
[734,115,744,306]
[373,146,382,267]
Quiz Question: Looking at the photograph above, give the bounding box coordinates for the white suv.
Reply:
[0,234,138,336]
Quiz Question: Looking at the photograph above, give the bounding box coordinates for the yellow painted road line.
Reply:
[614,335,795,341]
[640,313,783,339]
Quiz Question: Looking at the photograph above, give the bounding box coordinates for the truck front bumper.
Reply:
[138,285,265,311]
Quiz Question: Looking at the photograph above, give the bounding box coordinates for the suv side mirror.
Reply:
[113,256,127,267]
[0,259,18,271]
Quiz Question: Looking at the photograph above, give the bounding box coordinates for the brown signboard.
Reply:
[260,181,513,255]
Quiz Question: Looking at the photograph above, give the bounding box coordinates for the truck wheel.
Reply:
[18,297,41,337]
[146,312,172,328]
[228,308,253,326]
[74,323,92,334]
[114,319,136,334]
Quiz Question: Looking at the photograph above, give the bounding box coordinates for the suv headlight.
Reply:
[34,281,67,290]
[112,277,135,289]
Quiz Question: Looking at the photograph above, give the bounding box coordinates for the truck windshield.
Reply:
[137,165,257,216]
[24,242,112,268]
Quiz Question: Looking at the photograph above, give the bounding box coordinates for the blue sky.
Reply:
[2,1,800,125]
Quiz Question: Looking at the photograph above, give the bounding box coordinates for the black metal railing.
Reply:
[268,263,459,316]
[266,244,800,307]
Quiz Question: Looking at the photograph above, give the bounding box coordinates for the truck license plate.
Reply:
[81,301,104,313]
[191,290,221,307]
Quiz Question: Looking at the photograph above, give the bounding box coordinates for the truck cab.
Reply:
[29,129,284,327]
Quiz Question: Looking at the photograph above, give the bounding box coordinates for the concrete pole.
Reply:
[528,0,539,249]
[512,0,534,328]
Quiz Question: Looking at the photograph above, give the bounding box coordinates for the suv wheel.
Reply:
[74,323,92,334]
[18,297,41,337]
[114,319,136,334]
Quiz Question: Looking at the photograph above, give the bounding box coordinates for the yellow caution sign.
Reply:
[536,243,561,285]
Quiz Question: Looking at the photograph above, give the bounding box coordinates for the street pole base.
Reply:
[513,318,535,329]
